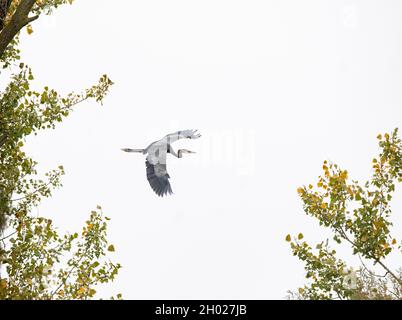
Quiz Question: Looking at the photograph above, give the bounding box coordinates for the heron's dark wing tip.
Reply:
[145,160,173,197]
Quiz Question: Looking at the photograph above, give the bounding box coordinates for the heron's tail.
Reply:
[121,148,145,153]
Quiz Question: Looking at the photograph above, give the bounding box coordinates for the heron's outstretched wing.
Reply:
[145,159,173,197]
[164,129,201,144]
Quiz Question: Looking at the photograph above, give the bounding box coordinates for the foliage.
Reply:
[0,207,121,299]
[0,0,121,299]
[1,0,75,68]
[287,129,402,300]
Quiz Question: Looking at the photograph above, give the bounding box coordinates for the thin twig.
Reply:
[0,230,16,242]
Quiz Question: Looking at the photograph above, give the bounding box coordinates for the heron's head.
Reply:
[178,149,196,158]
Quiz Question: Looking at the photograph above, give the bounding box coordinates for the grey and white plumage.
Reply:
[122,130,201,197]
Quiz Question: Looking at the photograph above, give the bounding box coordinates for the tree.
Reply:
[287,129,402,300]
[0,207,121,299]
[0,1,121,299]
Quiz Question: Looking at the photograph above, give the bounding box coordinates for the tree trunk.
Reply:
[0,0,38,58]
[0,0,12,30]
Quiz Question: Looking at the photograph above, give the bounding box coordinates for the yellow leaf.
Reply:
[0,279,7,289]
[77,287,86,295]
[27,25,33,35]
[298,233,304,240]
[297,187,304,195]
[340,170,348,180]
[377,134,382,140]
[285,234,291,242]
[108,244,115,252]
[392,239,397,245]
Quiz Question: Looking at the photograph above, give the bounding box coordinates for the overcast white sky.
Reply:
[16,0,402,299]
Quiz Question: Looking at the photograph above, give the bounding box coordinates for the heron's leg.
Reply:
[121,148,145,153]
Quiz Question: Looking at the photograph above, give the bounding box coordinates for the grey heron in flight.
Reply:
[122,129,201,197]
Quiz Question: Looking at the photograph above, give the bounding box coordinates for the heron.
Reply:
[121,129,201,197]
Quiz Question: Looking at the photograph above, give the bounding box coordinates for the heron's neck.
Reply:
[168,146,181,158]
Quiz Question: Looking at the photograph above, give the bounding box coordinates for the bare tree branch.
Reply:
[374,258,402,287]
[0,230,16,242]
